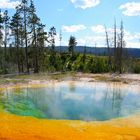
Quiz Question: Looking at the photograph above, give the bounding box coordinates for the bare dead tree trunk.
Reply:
[105,25,111,69]
[119,21,124,74]
[114,19,117,72]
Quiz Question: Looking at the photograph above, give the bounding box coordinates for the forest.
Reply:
[0,0,140,75]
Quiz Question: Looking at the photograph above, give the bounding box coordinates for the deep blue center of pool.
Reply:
[0,82,140,121]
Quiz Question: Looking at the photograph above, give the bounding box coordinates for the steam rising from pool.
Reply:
[0,81,140,121]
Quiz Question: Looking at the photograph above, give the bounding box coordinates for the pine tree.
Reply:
[18,0,30,73]
[47,27,56,68]
[48,27,56,51]
[28,0,40,73]
[3,10,10,73]
[0,10,3,47]
[10,8,22,73]
[68,36,77,57]
[36,23,47,68]
[37,23,47,48]
[0,10,3,70]
[3,10,10,61]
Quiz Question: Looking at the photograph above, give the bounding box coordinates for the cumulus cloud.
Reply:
[91,25,122,34]
[0,0,20,9]
[124,31,140,48]
[70,0,100,9]
[62,25,87,33]
[46,33,68,46]
[119,2,140,16]
[79,25,140,48]
[91,25,105,33]
[60,24,140,48]
[77,33,140,48]
[124,31,140,41]
[127,42,140,48]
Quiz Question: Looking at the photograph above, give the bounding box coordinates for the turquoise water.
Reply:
[0,81,140,121]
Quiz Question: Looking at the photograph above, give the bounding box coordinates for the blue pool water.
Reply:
[0,81,140,121]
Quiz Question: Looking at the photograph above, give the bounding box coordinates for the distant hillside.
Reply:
[55,46,140,58]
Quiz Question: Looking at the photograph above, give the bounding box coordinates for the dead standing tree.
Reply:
[105,25,112,69]
[116,21,126,74]
[114,19,117,72]
[105,20,126,73]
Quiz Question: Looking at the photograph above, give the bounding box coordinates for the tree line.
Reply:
[0,0,57,74]
[0,0,140,74]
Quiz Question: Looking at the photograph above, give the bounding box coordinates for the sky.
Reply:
[0,0,140,48]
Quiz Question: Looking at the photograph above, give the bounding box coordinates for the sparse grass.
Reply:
[0,78,27,85]
[0,72,76,85]
[13,72,76,81]
[94,75,109,81]
[109,78,122,82]
[48,72,76,80]
[0,72,139,86]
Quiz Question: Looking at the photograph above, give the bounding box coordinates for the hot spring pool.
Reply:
[0,81,140,121]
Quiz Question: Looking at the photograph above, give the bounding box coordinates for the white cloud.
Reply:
[119,2,140,16]
[77,33,140,48]
[124,31,140,48]
[124,31,140,41]
[77,35,105,46]
[47,33,68,46]
[91,25,123,35]
[91,25,105,33]
[70,0,100,9]
[81,25,140,48]
[0,0,20,9]
[60,24,140,48]
[127,42,140,48]
[62,25,86,33]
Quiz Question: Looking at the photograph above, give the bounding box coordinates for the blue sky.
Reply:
[0,0,140,48]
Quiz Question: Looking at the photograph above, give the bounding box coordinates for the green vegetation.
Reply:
[0,1,140,75]
[132,59,140,73]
